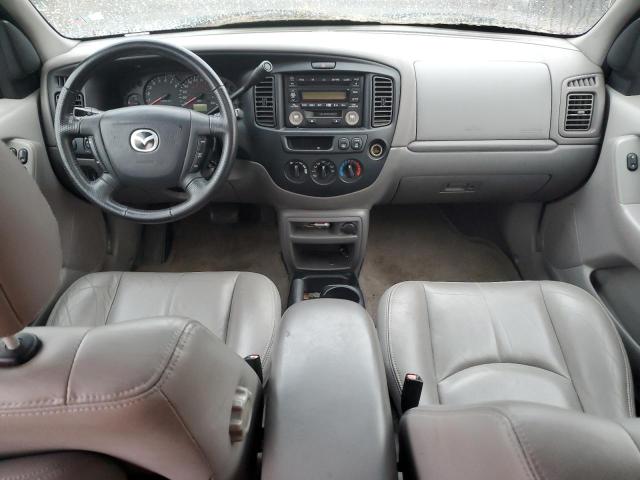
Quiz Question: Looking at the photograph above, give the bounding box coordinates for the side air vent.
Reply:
[254,76,276,128]
[53,91,85,108]
[564,93,594,131]
[567,76,596,88]
[371,76,394,127]
[55,75,68,87]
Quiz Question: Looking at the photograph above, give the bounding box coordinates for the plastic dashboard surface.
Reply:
[41,28,604,207]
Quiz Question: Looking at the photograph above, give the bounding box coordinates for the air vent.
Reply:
[565,93,594,131]
[53,91,85,108]
[254,76,276,128]
[55,75,68,87]
[567,76,596,88]
[371,76,394,127]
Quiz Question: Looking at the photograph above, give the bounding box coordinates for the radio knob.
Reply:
[345,110,360,126]
[289,110,304,126]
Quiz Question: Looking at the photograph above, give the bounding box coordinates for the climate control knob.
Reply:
[344,110,360,126]
[289,110,304,126]
[311,159,337,185]
[285,160,308,183]
[339,159,363,183]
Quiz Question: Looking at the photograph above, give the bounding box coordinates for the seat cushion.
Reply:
[0,452,126,480]
[378,281,634,418]
[48,271,280,373]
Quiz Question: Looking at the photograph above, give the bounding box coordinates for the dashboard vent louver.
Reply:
[371,76,394,127]
[567,76,597,88]
[565,93,594,131]
[254,76,276,127]
[55,75,68,87]
[53,91,84,108]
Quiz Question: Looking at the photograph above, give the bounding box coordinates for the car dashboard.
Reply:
[40,27,606,210]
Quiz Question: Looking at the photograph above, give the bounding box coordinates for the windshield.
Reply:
[29,0,616,39]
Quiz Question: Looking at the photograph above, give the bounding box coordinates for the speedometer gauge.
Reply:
[178,75,216,112]
[143,74,181,106]
[178,75,236,113]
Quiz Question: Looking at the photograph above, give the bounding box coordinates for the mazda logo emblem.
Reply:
[130,129,159,153]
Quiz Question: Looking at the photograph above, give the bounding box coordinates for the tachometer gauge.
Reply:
[178,75,236,113]
[143,74,181,106]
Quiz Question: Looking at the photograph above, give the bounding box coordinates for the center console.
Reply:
[262,299,396,480]
[248,58,400,197]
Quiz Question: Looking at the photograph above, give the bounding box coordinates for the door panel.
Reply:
[0,91,107,295]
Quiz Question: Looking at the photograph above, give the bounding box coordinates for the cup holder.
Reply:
[320,284,364,305]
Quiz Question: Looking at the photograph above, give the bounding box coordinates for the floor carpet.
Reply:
[137,209,290,307]
[360,206,520,317]
[138,205,519,317]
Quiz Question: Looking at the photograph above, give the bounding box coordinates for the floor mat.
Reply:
[137,209,290,307]
[360,206,520,317]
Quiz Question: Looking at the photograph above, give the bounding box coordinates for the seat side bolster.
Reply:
[540,281,635,418]
[224,272,281,377]
[400,402,640,480]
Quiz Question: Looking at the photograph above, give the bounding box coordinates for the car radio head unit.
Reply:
[285,73,363,128]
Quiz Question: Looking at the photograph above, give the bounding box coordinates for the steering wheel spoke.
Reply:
[76,112,103,137]
[90,173,119,202]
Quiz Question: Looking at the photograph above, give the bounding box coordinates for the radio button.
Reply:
[345,110,360,126]
[289,110,304,126]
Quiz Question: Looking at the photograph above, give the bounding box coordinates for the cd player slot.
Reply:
[286,136,334,152]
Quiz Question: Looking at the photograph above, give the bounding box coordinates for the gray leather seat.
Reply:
[48,271,280,372]
[0,452,127,480]
[378,280,634,418]
[0,139,278,479]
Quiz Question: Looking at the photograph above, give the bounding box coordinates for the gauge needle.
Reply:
[150,94,169,105]
[181,94,202,107]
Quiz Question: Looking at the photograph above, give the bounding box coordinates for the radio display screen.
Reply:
[301,91,348,101]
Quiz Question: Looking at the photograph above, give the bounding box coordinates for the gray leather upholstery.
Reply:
[48,271,281,373]
[378,281,634,418]
[0,452,126,480]
[0,146,62,337]
[0,317,263,480]
[263,299,396,480]
[400,402,640,480]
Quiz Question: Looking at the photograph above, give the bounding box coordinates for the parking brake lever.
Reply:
[207,60,273,114]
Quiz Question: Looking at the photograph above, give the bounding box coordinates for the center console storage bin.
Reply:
[262,299,396,480]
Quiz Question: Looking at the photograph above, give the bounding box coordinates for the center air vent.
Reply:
[371,76,394,127]
[254,76,276,128]
[565,93,594,131]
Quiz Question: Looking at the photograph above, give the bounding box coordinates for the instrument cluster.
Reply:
[124,72,236,114]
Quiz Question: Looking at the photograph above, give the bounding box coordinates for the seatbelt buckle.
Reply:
[400,373,423,413]
[244,354,263,383]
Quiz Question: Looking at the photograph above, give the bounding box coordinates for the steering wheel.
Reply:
[54,39,237,224]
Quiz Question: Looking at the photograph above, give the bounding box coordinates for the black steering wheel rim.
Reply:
[54,38,237,224]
